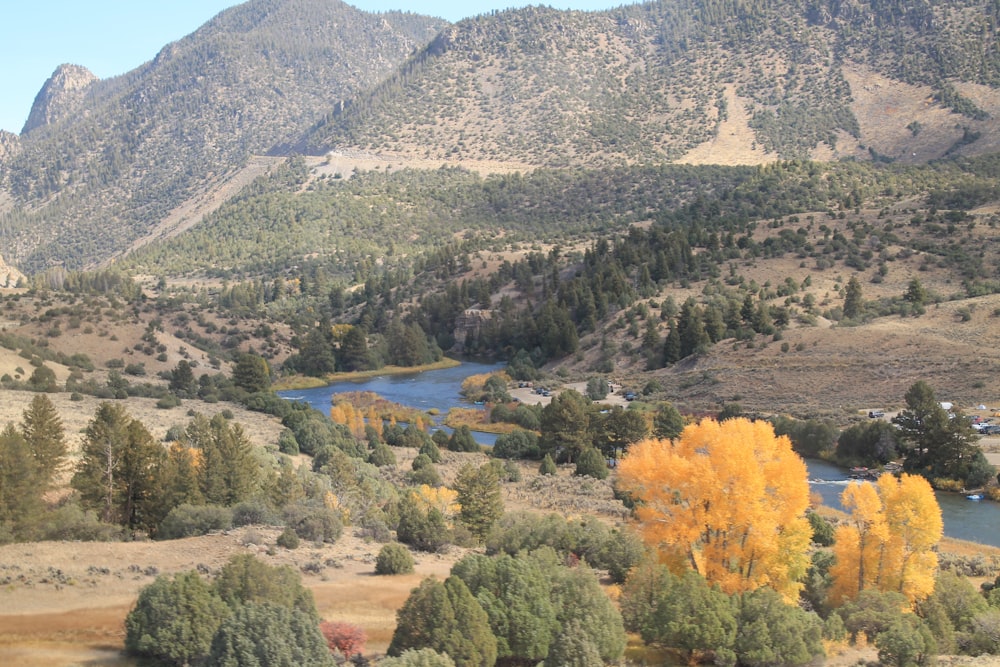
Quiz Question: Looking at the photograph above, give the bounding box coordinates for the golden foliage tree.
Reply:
[829,473,942,607]
[617,418,812,600]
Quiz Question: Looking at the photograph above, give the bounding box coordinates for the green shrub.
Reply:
[231,501,276,527]
[376,543,415,575]
[283,504,342,544]
[369,442,397,467]
[539,454,557,475]
[125,571,231,666]
[277,429,299,455]
[574,447,609,480]
[277,526,300,550]
[159,504,233,540]
[156,394,182,409]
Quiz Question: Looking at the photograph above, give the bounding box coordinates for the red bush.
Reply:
[320,620,367,658]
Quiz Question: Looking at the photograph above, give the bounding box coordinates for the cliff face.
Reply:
[0,130,19,160]
[21,64,98,136]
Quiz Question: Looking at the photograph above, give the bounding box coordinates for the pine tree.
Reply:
[72,403,166,531]
[19,394,66,490]
[843,275,864,320]
[0,424,43,538]
[454,463,503,540]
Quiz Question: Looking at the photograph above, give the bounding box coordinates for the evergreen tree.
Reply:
[232,353,271,393]
[447,425,479,453]
[843,275,864,320]
[388,576,498,667]
[454,462,504,540]
[677,298,710,358]
[0,424,43,538]
[188,414,261,506]
[574,446,609,480]
[539,454,557,475]
[168,360,197,397]
[539,389,591,463]
[125,570,230,666]
[19,394,66,490]
[72,403,165,531]
[894,381,991,486]
[213,554,318,618]
[209,602,335,667]
[652,403,685,440]
[663,321,681,365]
[339,325,370,371]
[452,553,558,665]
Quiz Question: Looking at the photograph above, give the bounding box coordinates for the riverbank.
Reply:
[273,358,462,391]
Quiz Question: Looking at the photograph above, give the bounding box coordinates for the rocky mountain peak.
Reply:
[0,130,19,160]
[21,64,98,136]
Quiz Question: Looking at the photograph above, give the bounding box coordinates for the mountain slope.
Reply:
[304,0,1000,166]
[0,0,446,272]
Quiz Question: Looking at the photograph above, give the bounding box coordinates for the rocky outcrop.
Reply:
[0,255,26,288]
[21,64,98,135]
[0,130,19,160]
[452,309,492,352]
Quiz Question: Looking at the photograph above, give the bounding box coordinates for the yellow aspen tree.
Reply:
[828,474,942,606]
[330,403,348,427]
[828,482,889,606]
[618,418,812,600]
[366,406,382,438]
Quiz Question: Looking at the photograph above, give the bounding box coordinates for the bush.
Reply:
[493,429,540,459]
[574,446,609,480]
[209,602,334,667]
[158,504,233,539]
[369,442,397,467]
[375,543,415,575]
[277,429,299,455]
[283,504,343,544]
[539,453,557,475]
[125,571,231,666]
[231,501,276,527]
[380,648,456,667]
[156,394,182,409]
[277,526,300,549]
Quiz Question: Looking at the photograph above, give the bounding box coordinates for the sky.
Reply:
[0,0,638,135]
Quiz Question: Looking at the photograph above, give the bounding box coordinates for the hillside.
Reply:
[2,0,1000,274]
[0,0,446,273]
[304,0,1000,166]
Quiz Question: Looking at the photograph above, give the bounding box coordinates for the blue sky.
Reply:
[0,1,637,135]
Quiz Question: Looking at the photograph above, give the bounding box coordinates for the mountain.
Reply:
[304,0,1000,166]
[0,0,446,272]
[21,64,100,135]
[2,0,1000,275]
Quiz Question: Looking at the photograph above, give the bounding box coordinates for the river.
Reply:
[279,361,1000,548]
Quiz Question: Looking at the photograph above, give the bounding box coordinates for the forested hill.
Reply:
[0,0,446,273]
[305,0,1000,165]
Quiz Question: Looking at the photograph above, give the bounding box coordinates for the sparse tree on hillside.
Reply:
[843,275,864,320]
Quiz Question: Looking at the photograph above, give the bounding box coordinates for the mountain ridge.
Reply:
[2,0,1000,274]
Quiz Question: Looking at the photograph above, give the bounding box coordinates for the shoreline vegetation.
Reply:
[272,357,462,391]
